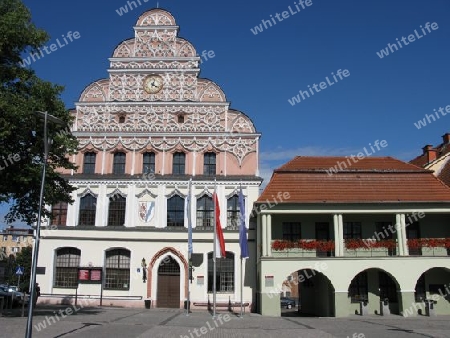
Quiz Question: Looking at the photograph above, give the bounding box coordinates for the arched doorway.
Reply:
[297,269,335,317]
[348,268,400,315]
[413,267,450,315]
[157,256,180,308]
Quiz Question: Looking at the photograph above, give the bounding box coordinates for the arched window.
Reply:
[203,152,216,176]
[227,195,240,230]
[54,247,81,288]
[108,194,126,226]
[167,195,184,227]
[51,202,68,226]
[207,252,234,292]
[118,115,126,123]
[79,194,96,226]
[196,195,213,228]
[105,249,130,290]
[172,152,185,175]
[83,152,96,174]
[113,152,126,174]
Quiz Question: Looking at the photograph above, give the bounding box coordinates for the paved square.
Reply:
[1,306,450,338]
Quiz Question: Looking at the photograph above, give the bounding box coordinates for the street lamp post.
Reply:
[25,111,66,338]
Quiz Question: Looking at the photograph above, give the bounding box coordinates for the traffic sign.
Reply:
[15,266,24,275]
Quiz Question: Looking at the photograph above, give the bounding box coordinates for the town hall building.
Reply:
[36,8,261,310]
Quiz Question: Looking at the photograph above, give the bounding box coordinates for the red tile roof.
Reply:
[258,156,450,204]
[409,134,450,187]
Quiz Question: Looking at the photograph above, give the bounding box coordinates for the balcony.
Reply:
[407,238,450,257]
[344,239,398,257]
[271,240,335,258]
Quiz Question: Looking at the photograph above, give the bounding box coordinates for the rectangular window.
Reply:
[12,235,19,242]
[83,152,96,174]
[167,195,185,227]
[142,152,156,174]
[375,221,396,256]
[113,152,126,174]
[226,195,240,230]
[208,252,234,293]
[344,222,362,239]
[282,222,301,241]
[407,222,422,256]
[203,152,216,176]
[51,202,68,226]
[105,249,130,290]
[172,152,185,175]
[54,248,81,288]
[79,194,97,226]
[107,195,126,226]
[2,235,7,241]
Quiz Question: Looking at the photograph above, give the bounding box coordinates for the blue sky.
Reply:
[2,0,450,227]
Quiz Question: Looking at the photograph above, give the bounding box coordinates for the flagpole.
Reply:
[213,178,217,318]
[238,182,249,318]
[240,256,243,318]
[186,179,192,316]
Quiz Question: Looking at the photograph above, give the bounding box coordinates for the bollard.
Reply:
[21,295,25,317]
[360,300,368,316]
[425,299,437,316]
[380,298,390,316]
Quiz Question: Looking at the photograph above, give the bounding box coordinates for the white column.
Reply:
[256,213,261,258]
[193,151,196,176]
[97,184,107,227]
[395,214,404,256]
[131,150,136,175]
[262,214,267,257]
[126,185,136,227]
[400,214,408,256]
[337,214,344,256]
[67,190,78,227]
[162,150,165,175]
[267,214,272,257]
[333,214,340,257]
[101,150,106,174]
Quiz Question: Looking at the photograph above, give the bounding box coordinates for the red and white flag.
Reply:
[213,192,226,258]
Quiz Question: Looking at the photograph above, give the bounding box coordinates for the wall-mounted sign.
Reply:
[78,267,103,284]
[265,275,274,287]
[197,275,204,286]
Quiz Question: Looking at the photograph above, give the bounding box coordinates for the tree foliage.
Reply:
[0,0,78,224]
[5,246,32,291]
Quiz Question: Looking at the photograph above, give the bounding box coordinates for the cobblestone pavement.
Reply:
[1,306,450,338]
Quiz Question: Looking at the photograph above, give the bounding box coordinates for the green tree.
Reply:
[5,247,31,291]
[0,0,78,224]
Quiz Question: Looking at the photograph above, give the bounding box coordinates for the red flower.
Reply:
[271,239,335,251]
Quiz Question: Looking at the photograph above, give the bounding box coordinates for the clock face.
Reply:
[144,75,163,94]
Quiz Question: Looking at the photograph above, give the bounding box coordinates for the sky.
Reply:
[2,0,450,227]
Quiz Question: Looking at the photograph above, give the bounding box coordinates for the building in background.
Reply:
[0,226,33,259]
[36,8,261,309]
[0,226,33,283]
[256,156,450,317]
[410,133,450,187]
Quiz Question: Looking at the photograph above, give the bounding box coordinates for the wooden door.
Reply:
[157,256,180,308]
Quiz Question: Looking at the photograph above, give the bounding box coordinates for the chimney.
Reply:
[442,133,450,144]
[422,144,437,163]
